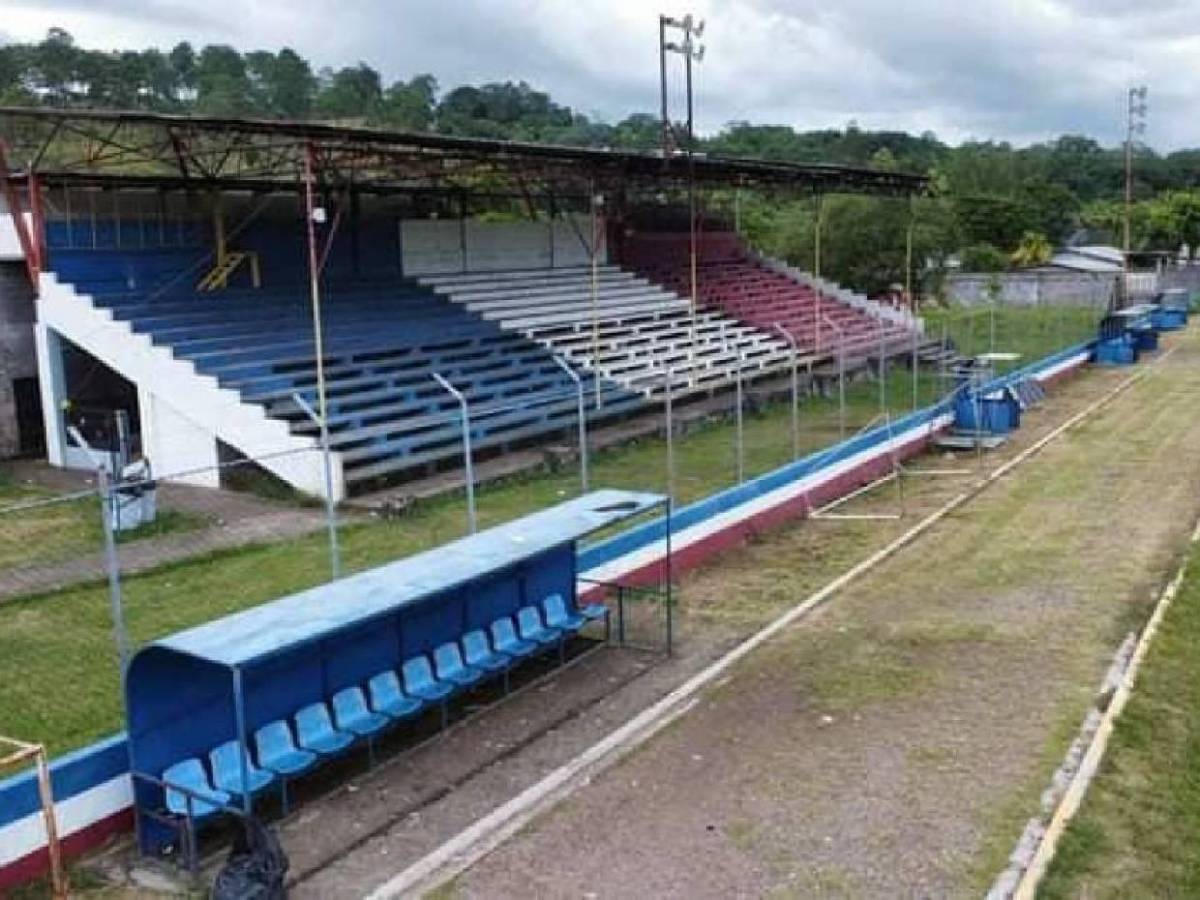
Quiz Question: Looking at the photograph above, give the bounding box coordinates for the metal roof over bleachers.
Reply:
[0,107,928,197]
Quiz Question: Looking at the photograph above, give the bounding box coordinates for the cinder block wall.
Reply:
[0,262,37,457]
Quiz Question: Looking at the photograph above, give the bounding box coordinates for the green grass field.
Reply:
[923,304,1102,376]
[1037,538,1200,899]
[0,308,1086,757]
[0,477,207,570]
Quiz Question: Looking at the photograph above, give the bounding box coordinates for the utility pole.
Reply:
[660,13,705,383]
[1123,85,1148,308]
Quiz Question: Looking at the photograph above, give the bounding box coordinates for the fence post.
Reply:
[664,367,675,502]
[878,320,887,416]
[822,315,847,441]
[735,355,745,483]
[912,320,920,411]
[68,426,130,681]
[291,392,341,580]
[553,356,588,494]
[773,324,801,460]
[432,373,476,534]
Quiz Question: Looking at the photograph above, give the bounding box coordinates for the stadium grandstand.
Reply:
[0,108,928,499]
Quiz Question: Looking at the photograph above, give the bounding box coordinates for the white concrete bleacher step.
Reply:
[423,263,795,402]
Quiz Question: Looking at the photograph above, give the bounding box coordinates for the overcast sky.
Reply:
[3,0,1197,150]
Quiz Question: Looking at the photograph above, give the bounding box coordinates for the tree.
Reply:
[375,74,436,130]
[1010,231,1053,268]
[194,44,251,116]
[314,63,383,120]
[960,243,1009,273]
[247,48,315,118]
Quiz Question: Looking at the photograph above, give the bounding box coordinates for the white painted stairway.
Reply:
[36,273,337,499]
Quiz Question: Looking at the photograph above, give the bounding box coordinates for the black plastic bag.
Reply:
[210,817,289,900]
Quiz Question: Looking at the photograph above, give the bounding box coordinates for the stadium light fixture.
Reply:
[1123,84,1149,305]
[657,11,707,384]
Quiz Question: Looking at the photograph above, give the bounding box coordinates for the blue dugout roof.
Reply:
[149,488,665,669]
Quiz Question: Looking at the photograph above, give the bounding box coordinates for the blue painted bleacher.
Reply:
[46,237,645,488]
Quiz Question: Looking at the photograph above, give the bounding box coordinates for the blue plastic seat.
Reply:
[254,721,317,777]
[490,617,537,658]
[461,629,510,673]
[367,670,423,720]
[162,758,231,819]
[294,702,355,756]
[541,593,585,631]
[208,740,274,797]
[332,686,391,738]
[402,655,454,702]
[516,605,561,647]
[433,642,484,688]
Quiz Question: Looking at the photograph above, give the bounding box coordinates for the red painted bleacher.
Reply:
[625,232,912,358]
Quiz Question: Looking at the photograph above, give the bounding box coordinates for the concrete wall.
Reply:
[401,216,604,275]
[1160,265,1200,294]
[0,197,34,261]
[0,262,37,457]
[945,271,1117,309]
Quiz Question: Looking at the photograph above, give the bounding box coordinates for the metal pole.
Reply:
[303,143,338,519]
[664,367,676,502]
[665,498,673,657]
[232,667,251,814]
[432,373,476,534]
[735,355,745,483]
[912,324,920,412]
[907,203,918,411]
[590,187,602,410]
[553,357,588,493]
[69,426,129,678]
[813,192,823,350]
[990,299,996,354]
[878,320,887,416]
[774,324,800,459]
[34,748,68,899]
[291,392,340,579]
[658,15,670,153]
[823,315,846,441]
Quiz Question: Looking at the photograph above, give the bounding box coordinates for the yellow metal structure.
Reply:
[196,250,260,291]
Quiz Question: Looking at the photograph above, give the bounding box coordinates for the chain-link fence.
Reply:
[0,304,1096,762]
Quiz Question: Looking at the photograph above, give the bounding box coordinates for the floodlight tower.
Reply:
[1123,85,1148,305]
[659,13,705,153]
[660,13,706,381]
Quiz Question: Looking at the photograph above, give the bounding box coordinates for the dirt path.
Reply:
[434,331,1200,898]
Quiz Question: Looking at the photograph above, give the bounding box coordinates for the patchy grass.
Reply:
[0,481,208,569]
[924,305,1102,375]
[1036,540,1200,899]
[0,318,1098,757]
[0,384,919,757]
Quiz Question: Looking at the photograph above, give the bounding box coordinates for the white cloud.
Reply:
[3,0,1198,149]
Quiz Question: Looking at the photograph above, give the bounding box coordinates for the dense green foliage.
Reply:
[3,28,1200,293]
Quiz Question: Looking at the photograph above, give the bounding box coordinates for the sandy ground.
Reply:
[421,330,1200,899]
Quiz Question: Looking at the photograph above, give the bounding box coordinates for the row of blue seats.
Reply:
[158,595,607,825]
[50,251,648,486]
